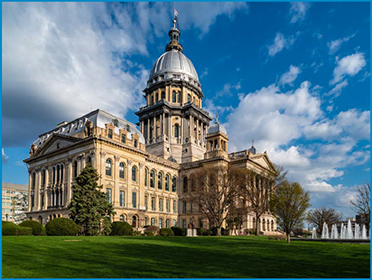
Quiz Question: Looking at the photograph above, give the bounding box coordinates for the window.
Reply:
[108,129,113,139]
[74,162,78,178]
[132,166,137,182]
[159,198,163,212]
[42,170,46,185]
[187,94,191,102]
[145,196,148,210]
[155,93,158,102]
[106,159,112,176]
[174,125,179,138]
[159,218,163,229]
[145,217,148,226]
[173,219,177,226]
[183,177,188,193]
[132,192,137,208]
[126,125,130,132]
[158,172,163,190]
[151,95,154,105]
[173,199,177,213]
[41,194,44,208]
[150,170,155,188]
[120,215,125,222]
[151,197,155,211]
[190,202,193,213]
[121,134,126,143]
[166,219,170,228]
[172,91,176,102]
[52,168,55,184]
[182,219,187,229]
[165,175,169,191]
[57,165,60,182]
[119,163,125,179]
[134,139,138,148]
[106,188,112,204]
[161,92,165,100]
[191,177,196,191]
[151,217,155,226]
[183,201,187,214]
[172,176,177,192]
[166,199,170,213]
[120,190,125,207]
[145,168,148,187]
[177,92,180,103]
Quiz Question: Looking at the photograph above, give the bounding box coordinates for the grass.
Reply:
[2,235,370,278]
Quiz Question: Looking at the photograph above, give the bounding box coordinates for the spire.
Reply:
[166,7,183,52]
[249,139,257,154]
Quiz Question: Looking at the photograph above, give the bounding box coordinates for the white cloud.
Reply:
[2,149,9,164]
[327,34,355,55]
[215,82,241,98]
[331,52,366,84]
[268,32,296,57]
[200,68,208,79]
[326,80,349,98]
[203,99,233,120]
[289,2,311,23]
[279,65,301,86]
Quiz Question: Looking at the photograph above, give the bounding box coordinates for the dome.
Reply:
[208,120,227,135]
[149,50,199,82]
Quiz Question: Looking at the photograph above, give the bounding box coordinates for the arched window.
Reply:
[172,91,176,102]
[108,129,113,139]
[158,172,163,190]
[177,92,180,103]
[183,177,188,193]
[132,166,137,182]
[134,139,138,148]
[120,215,125,222]
[74,161,78,178]
[121,134,126,144]
[119,163,125,179]
[165,174,170,191]
[145,168,148,187]
[174,125,179,138]
[172,176,177,192]
[132,215,137,227]
[87,156,92,163]
[126,125,130,132]
[106,188,112,203]
[161,92,165,100]
[150,170,155,188]
[132,192,137,208]
[187,94,191,102]
[106,159,112,176]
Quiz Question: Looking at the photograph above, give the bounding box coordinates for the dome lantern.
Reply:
[166,17,183,52]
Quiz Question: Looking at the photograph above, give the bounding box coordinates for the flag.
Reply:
[174,9,178,17]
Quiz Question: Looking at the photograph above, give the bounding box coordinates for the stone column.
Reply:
[66,158,73,205]
[162,112,166,136]
[190,115,194,139]
[81,154,86,170]
[196,118,200,142]
[28,172,32,212]
[168,115,172,139]
[114,155,120,207]
[35,169,41,210]
[44,167,49,210]
[160,114,163,136]
[127,160,133,207]
[153,115,157,140]
[147,119,150,143]
[100,152,106,186]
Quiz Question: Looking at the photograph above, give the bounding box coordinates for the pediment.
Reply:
[250,154,277,175]
[34,134,80,157]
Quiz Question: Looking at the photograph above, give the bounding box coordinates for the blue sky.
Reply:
[2,2,370,218]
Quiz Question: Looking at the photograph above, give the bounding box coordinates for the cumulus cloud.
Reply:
[268,32,296,57]
[289,2,311,23]
[327,34,355,55]
[2,149,9,164]
[203,99,233,120]
[331,52,366,84]
[279,65,301,86]
[2,2,246,147]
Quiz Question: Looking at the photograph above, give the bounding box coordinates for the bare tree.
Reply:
[190,165,242,236]
[350,182,370,229]
[270,181,311,244]
[274,164,288,188]
[240,170,274,235]
[307,207,342,234]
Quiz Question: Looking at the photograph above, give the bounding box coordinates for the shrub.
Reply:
[144,231,154,236]
[110,222,133,236]
[211,227,228,236]
[45,218,79,236]
[159,228,174,236]
[19,220,44,236]
[133,231,141,236]
[2,222,19,236]
[146,226,160,236]
[197,227,211,236]
[171,226,186,236]
[18,227,33,236]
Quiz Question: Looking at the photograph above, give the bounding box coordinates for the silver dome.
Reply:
[149,50,199,82]
[208,121,227,135]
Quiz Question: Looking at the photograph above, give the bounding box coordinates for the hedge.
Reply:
[159,228,174,236]
[45,218,79,236]
[146,226,160,235]
[110,222,133,236]
[171,226,186,236]
[18,227,33,236]
[197,227,212,236]
[144,231,154,236]
[2,221,32,236]
[19,220,44,236]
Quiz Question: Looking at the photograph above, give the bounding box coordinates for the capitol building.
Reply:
[24,18,278,233]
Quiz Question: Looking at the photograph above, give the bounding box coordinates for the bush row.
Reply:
[2,221,33,236]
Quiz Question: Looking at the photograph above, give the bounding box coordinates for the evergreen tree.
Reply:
[68,164,115,236]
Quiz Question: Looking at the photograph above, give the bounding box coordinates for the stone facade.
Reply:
[24,17,278,233]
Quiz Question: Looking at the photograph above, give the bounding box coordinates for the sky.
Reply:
[2,2,370,218]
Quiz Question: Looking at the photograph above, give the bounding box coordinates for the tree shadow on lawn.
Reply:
[2,236,370,278]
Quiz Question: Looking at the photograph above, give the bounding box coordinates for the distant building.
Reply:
[2,182,28,224]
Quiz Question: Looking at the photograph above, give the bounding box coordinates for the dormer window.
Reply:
[187,94,191,102]
[126,125,130,132]
[108,129,113,139]
[134,139,138,148]
[121,134,126,144]
[113,119,119,127]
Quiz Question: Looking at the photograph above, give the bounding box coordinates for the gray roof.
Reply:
[208,121,227,135]
[33,109,145,148]
[149,50,199,82]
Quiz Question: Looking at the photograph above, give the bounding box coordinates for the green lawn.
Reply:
[2,236,370,278]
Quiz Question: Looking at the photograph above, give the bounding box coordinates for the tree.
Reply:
[350,182,370,229]
[270,181,311,243]
[274,164,288,188]
[12,192,28,224]
[189,165,242,236]
[68,164,115,236]
[307,207,342,234]
[240,170,274,235]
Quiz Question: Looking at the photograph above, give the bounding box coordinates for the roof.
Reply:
[2,182,28,192]
[32,109,145,148]
[208,120,227,135]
